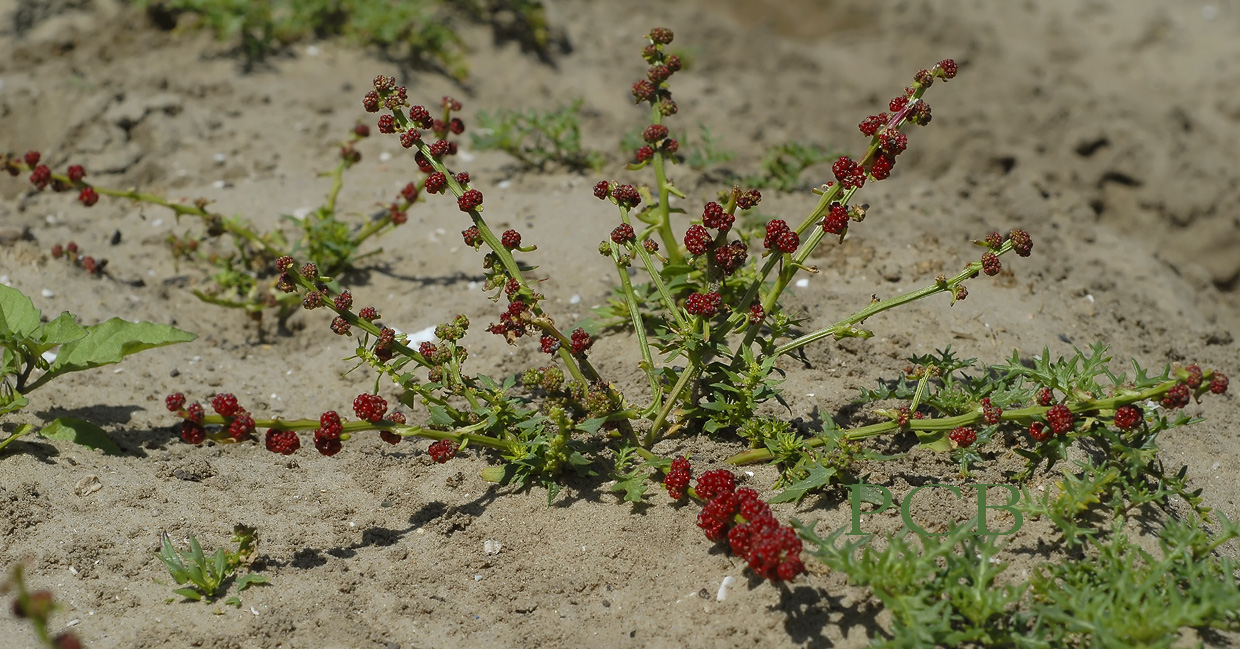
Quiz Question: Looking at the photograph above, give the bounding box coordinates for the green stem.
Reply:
[645,360,699,447]
[648,104,683,265]
[612,245,661,405]
[725,378,1182,465]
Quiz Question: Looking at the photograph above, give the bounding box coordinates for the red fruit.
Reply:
[1028,422,1051,443]
[24,150,40,166]
[353,124,370,138]
[878,131,908,156]
[684,225,712,256]
[859,113,888,137]
[763,219,789,250]
[981,252,1001,276]
[540,334,560,354]
[648,65,671,84]
[425,172,447,194]
[462,226,482,247]
[685,292,722,317]
[980,397,1002,425]
[181,421,206,445]
[702,202,729,230]
[454,172,470,185]
[1183,365,1204,389]
[1162,383,1191,409]
[889,95,910,113]
[428,439,457,463]
[642,124,668,143]
[949,426,977,448]
[409,105,433,128]
[457,189,484,212]
[1036,387,1055,406]
[1009,229,1033,257]
[319,411,343,440]
[776,558,805,581]
[301,262,319,279]
[211,393,240,417]
[398,130,420,148]
[388,412,407,424]
[359,306,379,321]
[611,223,635,244]
[330,316,350,335]
[66,164,85,182]
[362,91,380,112]
[227,411,255,440]
[570,328,592,354]
[938,58,958,79]
[276,255,295,272]
[429,140,450,157]
[822,203,849,235]
[166,393,186,412]
[333,291,353,311]
[648,27,674,44]
[377,115,396,134]
[663,139,679,154]
[1114,405,1142,430]
[748,304,765,323]
[379,430,402,445]
[736,189,762,210]
[314,432,342,456]
[501,230,522,250]
[353,393,388,422]
[1046,404,1074,434]
[265,429,301,455]
[695,470,736,500]
[774,230,799,254]
[442,96,463,112]
[698,492,741,541]
[612,184,641,209]
[185,402,205,424]
[593,181,610,200]
[832,156,858,183]
[644,239,659,253]
[632,79,657,103]
[51,244,63,258]
[448,118,465,135]
[30,164,51,190]
[984,232,1003,250]
[664,456,691,499]
[870,154,894,180]
[634,146,654,163]
[1211,372,1229,394]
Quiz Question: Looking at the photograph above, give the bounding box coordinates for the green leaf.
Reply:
[574,417,607,434]
[610,474,649,503]
[0,390,28,416]
[38,417,122,455]
[0,284,43,338]
[42,318,195,382]
[224,596,242,608]
[173,587,203,601]
[771,465,838,503]
[32,312,87,351]
[236,573,269,592]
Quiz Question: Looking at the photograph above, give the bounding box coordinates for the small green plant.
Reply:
[0,283,194,455]
[471,99,604,171]
[740,140,840,191]
[3,564,86,649]
[156,524,268,606]
[138,0,556,77]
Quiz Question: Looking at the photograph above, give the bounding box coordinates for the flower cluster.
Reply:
[693,468,804,581]
[3,151,99,207]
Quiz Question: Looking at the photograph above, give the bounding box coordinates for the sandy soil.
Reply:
[1,0,1239,647]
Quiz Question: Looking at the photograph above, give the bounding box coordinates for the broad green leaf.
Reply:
[610,474,649,503]
[0,284,42,338]
[236,574,269,591]
[38,417,122,455]
[33,312,87,352]
[224,596,242,608]
[43,318,195,380]
[480,465,511,483]
[913,427,952,453]
[574,417,607,434]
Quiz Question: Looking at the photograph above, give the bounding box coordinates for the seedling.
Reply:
[156,524,268,606]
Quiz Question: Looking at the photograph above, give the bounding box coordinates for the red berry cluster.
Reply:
[1162,383,1190,409]
[763,219,799,254]
[49,240,107,276]
[664,456,691,499]
[701,202,734,231]
[822,203,849,235]
[501,229,522,250]
[457,189,484,212]
[684,466,804,581]
[980,397,1003,425]
[949,426,976,448]
[831,156,866,190]
[611,223,635,244]
[428,439,458,463]
[353,393,388,422]
[852,61,955,184]
[1113,404,1142,430]
[1045,404,1074,435]
[632,27,679,118]
[981,252,1002,276]
[683,224,711,256]
[315,411,344,456]
[685,291,722,317]
[570,328,593,355]
[1028,422,1051,443]
[265,429,301,455]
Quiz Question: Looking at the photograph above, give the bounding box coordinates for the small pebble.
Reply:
[484,540,502,555]
[213,153,227,164]
[41,288,54,297]
[795,278,810,288]
[716,575,736,601]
